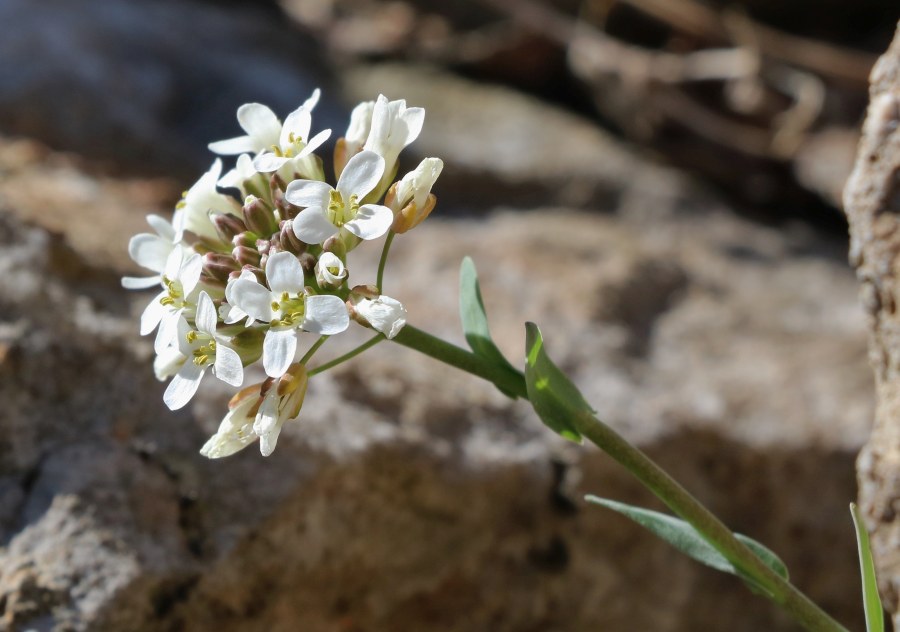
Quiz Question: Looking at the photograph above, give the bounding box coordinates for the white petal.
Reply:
[336,151,385,199]
[163,361,206,410]
[122,275,161,290]
[237,103,282,147]
[208,135,257,155]
[400,107,425,147]
[179,254,204,296]
[292,206,337,244]
[154,346,185,381]
[146,214,176,241]
[302,88,321,112]
[252,153,289,174]
[196,291,217,334]
[254,390,284,457]
[128,233,171,273]
[263,328,298,378]
[230,279,274,322]
[154,310,182,354]
[356,296,407,339]
[295,128,331,159]
[303,295,350,335]
[265,251,305,294]
[345,204,393,241]
[284,179,332,208]
[213,344,244,387]
[280,108,312,147]
[140,293,166,335]
[200,399,257,458]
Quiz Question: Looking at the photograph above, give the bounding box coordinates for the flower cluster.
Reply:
[124,92,442,457]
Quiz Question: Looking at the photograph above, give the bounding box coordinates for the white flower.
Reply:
[163,292,244,411]
[353,294,407,339]
[209,92,331,175]
[174,159,241,242]
[208,91,323,155]
[363,95,424,173]
[285,150,394,245]
[228,251,349,377]
[140,248,203,353]
[122,214,181,290]
[199,385,260,459]
[315,252,347,289]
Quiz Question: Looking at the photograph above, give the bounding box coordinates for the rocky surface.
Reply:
[844,23,900,624]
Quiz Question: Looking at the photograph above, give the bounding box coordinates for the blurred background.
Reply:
[0,1,897,630]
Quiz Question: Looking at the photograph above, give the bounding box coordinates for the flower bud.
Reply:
[233,245,261,267]
[232,231,257,249]
[298,252,318,277]
[279,220,306,255]
[316,252,348,289]
[347,288,407,339]
[388,158,443,233]
[213,213,247,242]
[229,327,265,366]
[322,235,346,259]
[242,195,278,237]
[203,252,240,283]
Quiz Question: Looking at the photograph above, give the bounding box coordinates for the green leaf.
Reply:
[585,496,789,594]
[524,322,591,443]
[458,257,519,397]
[851,503,884,632]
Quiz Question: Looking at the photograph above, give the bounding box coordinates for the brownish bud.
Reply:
[203,252,239,283]
[232,231,257,249]
[233,245,261,267]
[213,213,247,242]
[242,195,278,237]
[391,194,437,234]
[279,220,306,255]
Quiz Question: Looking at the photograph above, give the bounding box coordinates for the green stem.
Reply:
[300,335,329,365]
[377,231,396,291]
[390,324,848,632]
[391,326,528,399]
[308,334,384,377]
[570,409,848,632]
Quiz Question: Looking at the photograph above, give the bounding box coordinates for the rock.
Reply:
[843,22,900,623]
[0,0,343,177]
[0,117,871,630]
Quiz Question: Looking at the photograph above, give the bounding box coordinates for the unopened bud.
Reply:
[256,238,271,255]
[279,220,306,255]
[242,195,278,237]
[232,231,257,249]
[230,327,265,366]
[316,252,348,289]
[199,271,226,289]
[388,158,442,233]
[269,172,287,194]
[213,213,247,242]
[203,252,240,283]
[298,252,318,276]
[233,245,261,267]
[392,194,437,234]
[347,288,407,339]
[322,235,346,259]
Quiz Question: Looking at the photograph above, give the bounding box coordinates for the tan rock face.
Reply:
[844,23,900,622]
